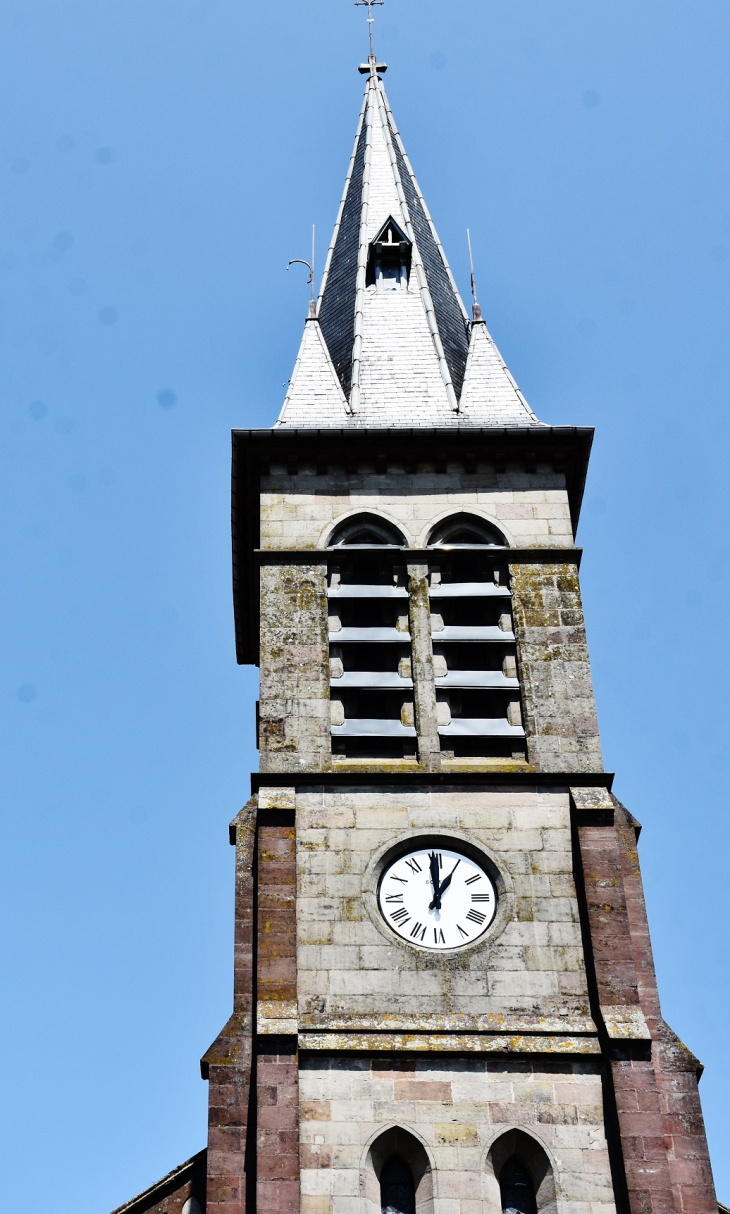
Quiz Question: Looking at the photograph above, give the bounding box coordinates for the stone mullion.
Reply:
[407,561,441,771]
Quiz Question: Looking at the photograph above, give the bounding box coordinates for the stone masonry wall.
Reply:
[298,1055,616,1214]
[259,468,573,550]
[259,563,331,773]
[295,786,592,1027]
[511,564,603,773]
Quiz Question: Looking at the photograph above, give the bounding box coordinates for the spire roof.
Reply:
[275,66,544,430]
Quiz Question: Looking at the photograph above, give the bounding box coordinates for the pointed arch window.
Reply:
[328,512,406,547]
[380,1156,416,1214]
[428,511,506,547]
[367,217,412,292]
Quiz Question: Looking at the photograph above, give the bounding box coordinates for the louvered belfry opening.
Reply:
[328,554,415,759]
[429,551,525,760]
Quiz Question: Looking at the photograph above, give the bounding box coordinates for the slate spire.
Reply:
[276,64,543,428]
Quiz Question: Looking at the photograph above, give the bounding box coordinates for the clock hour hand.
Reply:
[428,852,442,910]
[435,858,461,901]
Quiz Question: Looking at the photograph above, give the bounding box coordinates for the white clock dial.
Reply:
[377,845,497,950]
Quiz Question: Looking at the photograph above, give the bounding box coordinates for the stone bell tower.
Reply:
[111,51,719,1214]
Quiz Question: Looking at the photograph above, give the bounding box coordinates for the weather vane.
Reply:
[355,0,383,62]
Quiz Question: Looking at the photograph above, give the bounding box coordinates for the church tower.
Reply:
[111,47,719,1214]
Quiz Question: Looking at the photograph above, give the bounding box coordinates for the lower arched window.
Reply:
[380,1156,416,1214]
[500,1158,538,1214]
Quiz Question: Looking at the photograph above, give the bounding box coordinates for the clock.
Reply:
[377,844,497,950]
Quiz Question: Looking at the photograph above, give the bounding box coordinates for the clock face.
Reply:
[377,845,497,950]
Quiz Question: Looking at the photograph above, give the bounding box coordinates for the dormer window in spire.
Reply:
[367,217,411,292]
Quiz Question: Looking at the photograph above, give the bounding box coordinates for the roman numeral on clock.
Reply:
[465,873,482,885]
[410,922,427,941]
[457,924,469,938]
[434,928,445,945]
[466,909,486,925]
[390,876,407,885]
[390,908,410,924]
[471,893,490,902]
[385,894,404,903]
[405,857,422,874]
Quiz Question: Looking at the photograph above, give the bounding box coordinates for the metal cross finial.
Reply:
[355,0,383,63]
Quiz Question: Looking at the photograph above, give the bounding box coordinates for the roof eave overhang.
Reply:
[231,425,594,665]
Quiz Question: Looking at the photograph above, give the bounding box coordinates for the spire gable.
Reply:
[275,317,349,428]
[459,316,543,426]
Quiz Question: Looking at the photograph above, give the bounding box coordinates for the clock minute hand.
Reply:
[428,852,442,910]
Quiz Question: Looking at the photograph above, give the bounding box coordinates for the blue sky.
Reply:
[1,1,728,1209]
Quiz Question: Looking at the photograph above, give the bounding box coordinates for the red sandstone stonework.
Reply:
[255,816,299,1214]
[574,795,718,1214]
[201,801,257,1214]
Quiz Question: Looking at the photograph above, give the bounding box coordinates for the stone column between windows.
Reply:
[407,562,441,771]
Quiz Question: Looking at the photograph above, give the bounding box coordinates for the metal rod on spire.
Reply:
[355,0,383,64]
[286,227,317,316]
[466,228,482,321]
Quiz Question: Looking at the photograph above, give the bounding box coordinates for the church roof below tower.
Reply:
[275,64,544,430]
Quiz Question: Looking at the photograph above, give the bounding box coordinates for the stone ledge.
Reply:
[601,1004,652,1041]
[255,547,583,565]
[252,770,614,791]
[297,1032,601,1054]
[297,1012,597,1034]
[258,1000,298,1034]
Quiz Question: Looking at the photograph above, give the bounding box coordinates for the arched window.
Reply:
[364,1126,433,1214]
[380,1156,416,1214]
[500,1159,538,1214]
[427,512,506,547]
[487,1130,556,1214]
[328,512,406,547]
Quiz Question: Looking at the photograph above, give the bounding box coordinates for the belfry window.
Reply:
[327,513,414,761]
[427,546,526,762]
[380,1156,416,1214]
[500,1159,537,1214]
[367,217,411,292]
